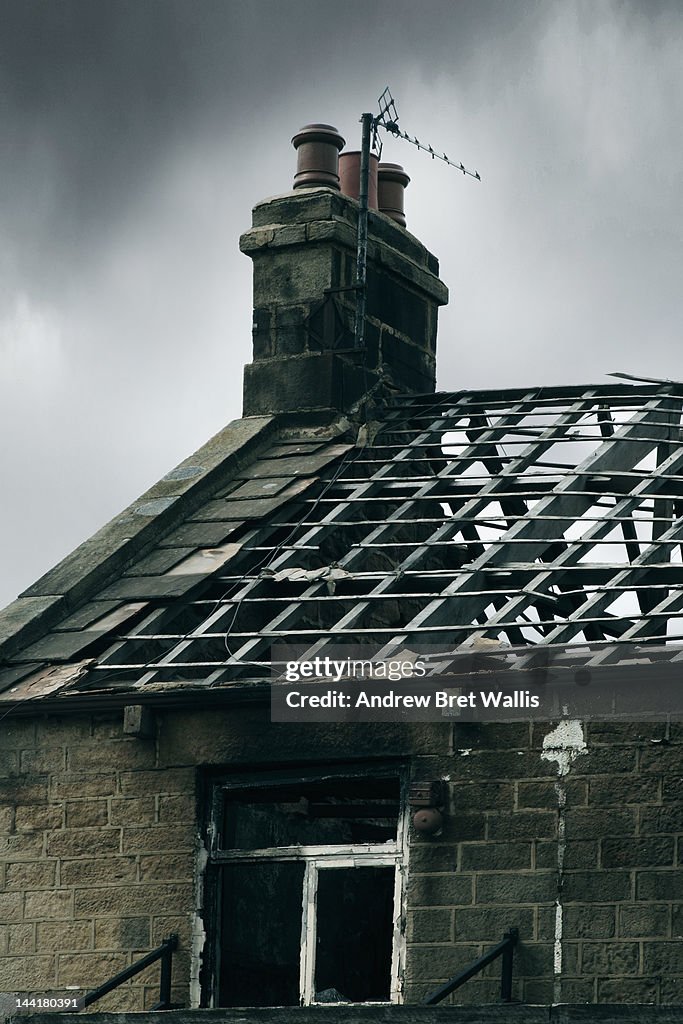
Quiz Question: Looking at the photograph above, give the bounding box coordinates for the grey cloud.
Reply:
[0,0,681,607]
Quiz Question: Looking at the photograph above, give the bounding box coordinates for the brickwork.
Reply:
[404,719,683,1006]
[1,708,682,1009]
[0,713,195,1011]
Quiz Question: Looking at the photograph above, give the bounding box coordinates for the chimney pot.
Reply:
[338,151,379,209]
[378,162,410,227]
[291,123,345,190]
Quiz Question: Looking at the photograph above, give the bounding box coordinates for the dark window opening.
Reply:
[315,866,394,1003]
[219,861,304,1007]
[221,776,400,849]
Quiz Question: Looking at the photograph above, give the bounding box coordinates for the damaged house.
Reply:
[1,124,683,1022]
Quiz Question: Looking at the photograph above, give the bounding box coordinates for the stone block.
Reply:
[570,747,637,775]
[459,841,532,871]
[74,882,192,917]
[475,871,556,904]
[15,804,64,831]
[597,978,660,1003]
[640,805,683,834]
[110,797,156,826]
[0,892,24,921]
[51,774,116,799]
[602,836,674,868]
[8,923,35,954]
[452,722,531,751]
[643,940,683,974]
[587,721,667,744]
[589,776,660,805]
[121,826,194,854]
[24,889,73,920]
[564,807,636,838]
[46,829,121,859]
[65,801,109,828]
[407,844,457,874]
[158,794,196,823]
[640,746,683,774]
[407,872,473,907]
[407,908,453,943]
[452,750,554,781]
[1,953,55,988]
[0,831,46,859]
[95,917,151,951]
[621,903,669,938]
[6,861,57,890]
[487,811,556,841]
[517,779,586,808]
[454,906,533,941]
[0,777,49,804]
[451,782,514,811]
[118,767,196,796]
[562,905,616,939]
[61,858,137,887]
[637,871,683,900]
[582,941,639,974]
[37,921,93,952]
[68,740,155,772]
[139,853,195,882]
[443,813,486,842]
[562,871,632,902]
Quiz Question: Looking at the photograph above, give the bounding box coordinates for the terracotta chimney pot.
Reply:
[291,124,345,190]
[378,163,410,227]
[338,151,379,209]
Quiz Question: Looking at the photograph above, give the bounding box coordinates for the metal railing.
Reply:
[422,928,519,1005]
[84,934,178,1010]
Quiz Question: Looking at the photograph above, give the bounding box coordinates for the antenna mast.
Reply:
[353,87,480,350]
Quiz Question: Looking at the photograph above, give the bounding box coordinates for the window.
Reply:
[204,767,408,1007]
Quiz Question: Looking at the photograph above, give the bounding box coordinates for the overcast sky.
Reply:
[0,0,681,609]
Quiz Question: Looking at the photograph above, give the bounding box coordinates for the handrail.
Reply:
[83,934,178,1010]
[422,927,519,1005]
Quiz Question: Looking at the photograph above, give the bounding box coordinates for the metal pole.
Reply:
[500,928,517,1002]
[159,938,174,1008]
[354,112,373,349]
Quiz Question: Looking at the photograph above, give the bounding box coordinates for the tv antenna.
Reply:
[354,87,481,350]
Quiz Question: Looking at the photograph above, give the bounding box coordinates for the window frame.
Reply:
[203,763,409,1007]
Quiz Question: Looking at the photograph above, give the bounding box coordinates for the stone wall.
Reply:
[0,707,680,1009]
[414,719,681,1006]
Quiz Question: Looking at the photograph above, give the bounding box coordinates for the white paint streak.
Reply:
[540,720,587,1004]
[553,902,563,975]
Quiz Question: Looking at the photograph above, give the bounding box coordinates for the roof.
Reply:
[2,380,683,709]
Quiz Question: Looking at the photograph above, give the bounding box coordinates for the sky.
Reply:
[0,0,681,609]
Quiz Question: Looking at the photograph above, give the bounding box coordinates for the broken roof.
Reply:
[2,380,683,708]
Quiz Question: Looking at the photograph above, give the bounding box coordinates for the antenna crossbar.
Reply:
[381,123,480,180]
[374,86,481,181]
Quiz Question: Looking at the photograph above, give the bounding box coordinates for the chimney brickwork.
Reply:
[241,186,448,417]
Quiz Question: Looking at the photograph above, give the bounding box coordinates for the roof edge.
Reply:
[0,415,277,661]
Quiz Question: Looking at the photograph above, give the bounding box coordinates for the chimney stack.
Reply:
[241,122,448,418]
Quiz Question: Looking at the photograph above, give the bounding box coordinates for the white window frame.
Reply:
[209,768,409,1007]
